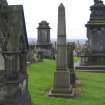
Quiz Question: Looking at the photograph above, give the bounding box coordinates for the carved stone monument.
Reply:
[0,0,31,105]
[49,3,74,97]
[36,20,52,58]
[76,0,105,72]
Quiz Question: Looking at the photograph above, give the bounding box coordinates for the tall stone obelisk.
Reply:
[56,3,67,69]
[49,3,73,97]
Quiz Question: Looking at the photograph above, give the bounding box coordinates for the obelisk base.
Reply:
[48,70,75,98]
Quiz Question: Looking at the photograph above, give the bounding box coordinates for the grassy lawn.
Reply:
[74,56,80,62]
[28,59,105,105]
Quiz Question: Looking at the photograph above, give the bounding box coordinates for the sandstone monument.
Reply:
[36,20,52,58]
[76,0,105,72]
[49,3,75,97]
[0,0,31,105]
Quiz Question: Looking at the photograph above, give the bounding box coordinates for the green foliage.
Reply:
[28,59,105,105]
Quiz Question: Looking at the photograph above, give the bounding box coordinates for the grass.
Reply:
[28,59,105,105]
[74,56,80,62]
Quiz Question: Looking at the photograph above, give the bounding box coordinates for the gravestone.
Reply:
[36,20,52,58]
[76,0,105,72]
[0,1,32,105]
[67,42,75,86]
[27,45,36,63]
[49,3,74,98]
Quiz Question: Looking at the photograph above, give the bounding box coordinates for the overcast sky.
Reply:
[7,0,102,39]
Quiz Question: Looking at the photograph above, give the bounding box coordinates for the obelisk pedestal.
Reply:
[48,3,73,98]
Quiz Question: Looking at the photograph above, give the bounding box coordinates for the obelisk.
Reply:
[56,3,67,69]
[49,3,73,97]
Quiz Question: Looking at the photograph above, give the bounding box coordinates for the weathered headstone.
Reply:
[36,20,52,58]
[27,45,37,64]
[36,48,43,62]
[67,42,75,86]
[49,3,73,97]
[0,1,31,105]
[76,0,105,72]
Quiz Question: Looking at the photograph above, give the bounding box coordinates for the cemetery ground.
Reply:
[28,58,105,105]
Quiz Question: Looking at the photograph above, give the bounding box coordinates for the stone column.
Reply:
[49,3,73,98]
[67,42,75,86]
[56,3,67,69]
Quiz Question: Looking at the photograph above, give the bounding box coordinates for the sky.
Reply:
[7,0,101,39]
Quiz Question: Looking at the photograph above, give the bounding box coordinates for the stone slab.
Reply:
[76,65,105,73]
[48,79,81,98]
